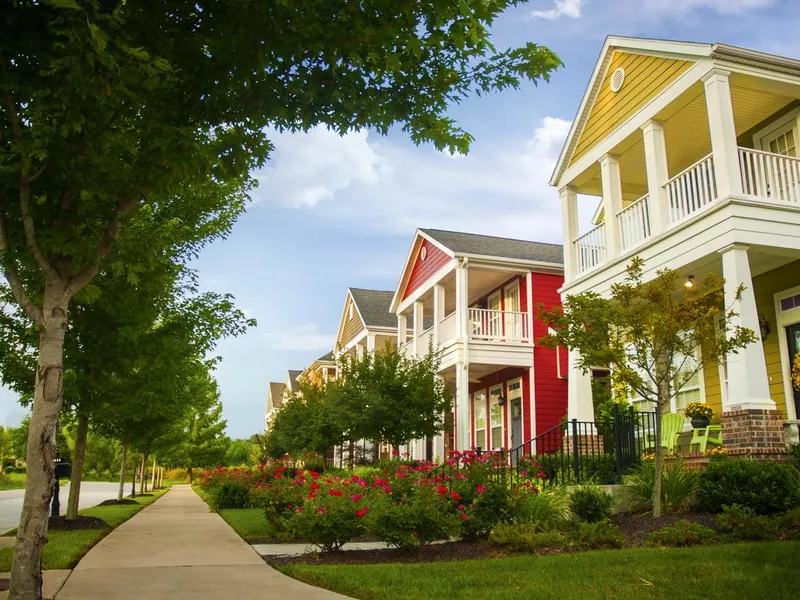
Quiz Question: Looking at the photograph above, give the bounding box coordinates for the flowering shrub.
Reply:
[370,484,460,549]
[792,352,800,392]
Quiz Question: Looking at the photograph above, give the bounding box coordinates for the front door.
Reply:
[786,323,800,418]
[510,398,523,466]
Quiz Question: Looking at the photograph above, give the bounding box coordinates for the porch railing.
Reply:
[573,224,606,275]
[439,312,457,345]
[468,308,530,342]
[665,152,717,225]
[617,193,652,252]
[739,146,800,204]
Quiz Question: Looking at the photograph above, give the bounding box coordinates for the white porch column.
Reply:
[455,259,469,340]
[559,186,579,282]
[433,284,445,345]
[355,343,365,359]
[599,154,623,259]
[567,349,594,422]
[719,244,775,410]
[703,69,742,198]
[641,120,670,234]
[366,333,376,354]
[397,313,407,348]
[412,300,424,356]
[455,362,471,451]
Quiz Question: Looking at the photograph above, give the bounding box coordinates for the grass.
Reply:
[0,473,27,491]
[0,488,167,571]
[279,541,800,600]
[218,508,274,541]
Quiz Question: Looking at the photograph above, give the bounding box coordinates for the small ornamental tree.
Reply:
[538,258,756,517]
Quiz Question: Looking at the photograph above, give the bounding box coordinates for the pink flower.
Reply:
[460,513,468,520]
[476,485,486,494]
[412,531,418,537]
[329,489,343,497]
[351,494,362,502]
[317,507,326,515]
[356,507,370,518]
[295,507,304,513]
[450,492,461,501]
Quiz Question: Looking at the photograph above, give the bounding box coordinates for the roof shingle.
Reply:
[349,288,397,328]
[421,228,563,264]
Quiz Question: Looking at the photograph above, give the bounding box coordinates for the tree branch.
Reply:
[65,194,139,298]
[19,179,54,277]
[0,211,44,326]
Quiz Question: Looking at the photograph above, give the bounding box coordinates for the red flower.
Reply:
[412,531,418,537]
[310,482,321,491]
[328,489,343,497]
[476,485,486,494]
[356,507,370,518]
[450,492,461,501]
[460,513,468,520]
[351,494,362,502]
[317,507,326,515]
[437,486,448,495]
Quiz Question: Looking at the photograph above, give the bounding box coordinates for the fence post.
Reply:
[628,406,637,463]
[613,404,623,482]
[571,418,580,484]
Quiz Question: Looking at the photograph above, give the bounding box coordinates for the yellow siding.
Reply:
[340,295,366,349]
[701,260,800,417]
[571,52,692,166]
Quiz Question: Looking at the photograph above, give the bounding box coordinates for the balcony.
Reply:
[571,147,800,276]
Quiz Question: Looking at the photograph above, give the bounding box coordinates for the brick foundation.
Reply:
[720,409,787,462]
[562,434,605,456]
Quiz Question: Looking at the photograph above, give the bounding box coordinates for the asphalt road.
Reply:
[0,481,121,533]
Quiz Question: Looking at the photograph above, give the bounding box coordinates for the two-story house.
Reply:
[334,288,401,358]
[264,370,302,432]
[392,228,568,457]
[551,36,800,457]
[299,351,338,387]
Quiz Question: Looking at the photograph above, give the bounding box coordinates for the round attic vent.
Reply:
[420,246,428,261]
[610,67,625,93]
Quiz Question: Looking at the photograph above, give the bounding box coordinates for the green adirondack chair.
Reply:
[647,412,684,454]
[689,425,723,453]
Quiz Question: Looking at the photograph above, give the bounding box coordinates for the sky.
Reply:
[2,0,800,438]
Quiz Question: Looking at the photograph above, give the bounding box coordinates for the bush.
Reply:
[512,486,572,532]
[456,480,512,541]
[164,468,189,482]
[625,460,697,513]
[369,486,459,549]
[716,504,778,541]
[775,507,800,540]
[565,520,624,551]
[647,520,716,547]
[570,486,614,523]
[488,524,565,552]
[207,481,253,511]
[289,489,371,552]
[697,460,800,515]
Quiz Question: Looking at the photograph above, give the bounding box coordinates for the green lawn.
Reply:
[218,507,274,541]
[279,541,800,600]
[0,473,27,491]
[0,489,166,571]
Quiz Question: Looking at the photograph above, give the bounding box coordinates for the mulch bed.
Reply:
[611,512,718,547]
[47,515,108,531]
[97,498,138,506]
[265,542,506,567]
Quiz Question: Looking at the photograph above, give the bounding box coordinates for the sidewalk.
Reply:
[56,485,349,599]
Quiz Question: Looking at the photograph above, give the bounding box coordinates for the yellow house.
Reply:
[551,36,800,457]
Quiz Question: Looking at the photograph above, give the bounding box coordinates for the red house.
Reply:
[390,229,568,460]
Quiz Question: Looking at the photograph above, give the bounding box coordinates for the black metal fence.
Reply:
[432,407,658,488]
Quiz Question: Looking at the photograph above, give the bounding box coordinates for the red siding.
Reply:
[402,239,450,300]
[531,272,568,437]
[468,368,526,451]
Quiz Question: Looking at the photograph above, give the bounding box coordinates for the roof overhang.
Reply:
[390,229,455,313]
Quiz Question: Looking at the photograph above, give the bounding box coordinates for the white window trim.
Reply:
[754,108,800,154]
[774,284,800,421]
[473,391,487,451]
[489,384,504,450]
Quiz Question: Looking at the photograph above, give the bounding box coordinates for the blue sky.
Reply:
[2,0,799,439]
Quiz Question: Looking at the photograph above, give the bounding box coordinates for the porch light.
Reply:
[684,275,695,289]
[497,393,506,406]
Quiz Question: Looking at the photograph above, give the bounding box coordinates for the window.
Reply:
[767,128,797,157]
[473,391,487,451]
[673,346,702,413]
[780,294,800,312]
[489,385,504,449]
[507,379,522,402]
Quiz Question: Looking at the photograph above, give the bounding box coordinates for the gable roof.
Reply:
[420,229,563,264]
[550,35,800,189]
[286,370,303,392]
[349,288,397,329]
[316,350,335,362]
[268,382,286,411]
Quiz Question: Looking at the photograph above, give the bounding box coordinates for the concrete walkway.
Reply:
[56,485,349,600]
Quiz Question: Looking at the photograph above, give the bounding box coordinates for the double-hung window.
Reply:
[489,385,504,449]
[473,391,487,451]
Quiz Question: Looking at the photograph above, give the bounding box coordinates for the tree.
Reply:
[224,439,251,467]
[9,416,29,463]
[1,2,560,594]
[538,258,756,517]
[181,383,229,481]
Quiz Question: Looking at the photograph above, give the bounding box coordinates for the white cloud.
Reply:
[642,0,775,13]
[257,128,391,208]
[531,0,584,19]
[265,322,336,352]
[253,117,573,244]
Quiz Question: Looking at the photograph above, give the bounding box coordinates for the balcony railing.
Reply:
[617,194,652,252]
[440,312,457,344]
[469,308,530,343]
[573,224,606,275]
[739,147,800,204]
[665,153,717,225]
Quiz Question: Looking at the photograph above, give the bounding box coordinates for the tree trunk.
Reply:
[188,466,193,484]
[66,412,89,520]
[117,443,128,502]
[130,458,136,499]
[652,353,670,519]
[150,457,156,490]
[10,288,69,600]
[139,455,147,495]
